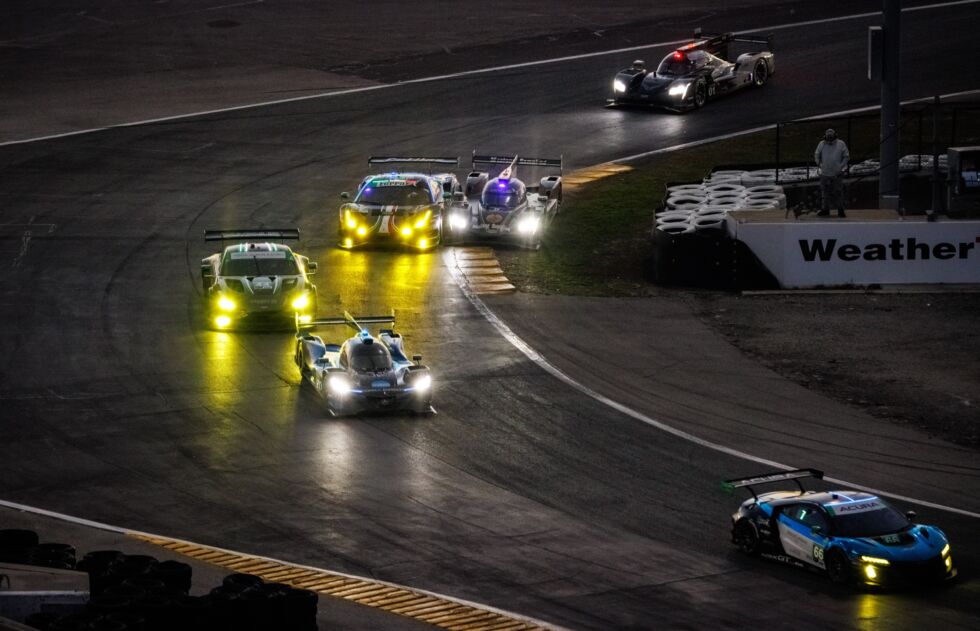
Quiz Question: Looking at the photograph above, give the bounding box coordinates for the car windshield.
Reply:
[657,54,695,76]
[829,502,910,538]
[222,252,298,276]
[481,179,525,209]
[356,179,432,206]
[350,344,392,372]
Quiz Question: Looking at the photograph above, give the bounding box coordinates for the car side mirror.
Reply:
[340,192,350,200]
[306,261,317,275]
[412,354,422,365]
[452,191,466,202]
[201,263,213,277]
[906,510,917,522]
[811,525,825,537]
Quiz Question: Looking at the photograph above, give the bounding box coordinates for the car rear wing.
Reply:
[722,468,823,500]
[691,29,773,53]
[471,152,563,174]
[368,156,460,171]
[296,310,395,335]
[204,229,300,242]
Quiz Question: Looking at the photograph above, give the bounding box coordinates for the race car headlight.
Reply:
[356,226,367,236]
[291,293,311,310]
[858,556,890,566]
[613,79,627,93]
[327,375,352,395]
[414,210,432,229]
[941,543,950,558]
[412,374,432,392]
[401,226,413,237]
[668,82,691,98]
[214,315,232,328]
[217,296,236,312]
[945,555,953,571]
[449,214,468,230]
[344,210,357,229]
[864,565,878,580]
[517,216,540,234]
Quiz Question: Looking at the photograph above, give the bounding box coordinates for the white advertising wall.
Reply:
[727,218,980,287]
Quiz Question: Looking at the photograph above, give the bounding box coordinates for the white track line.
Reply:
[612,88,980,164]
[442,239,980,521]
[0,497,567,631]
[2,0,977,148]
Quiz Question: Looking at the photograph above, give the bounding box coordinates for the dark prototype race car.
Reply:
[201,229,318,330]
[725,469,956,587]
[295,311,433,417]
[338,156,459,251]
[610,30,774,111]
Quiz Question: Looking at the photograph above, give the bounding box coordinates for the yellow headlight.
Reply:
[945,556,952,571]
[217,296,236,312]
[401,226,412,237]
[215,315,232,328]
[297,314,312,324]
[291,293,310,310]
[859,556,890,566]
[941,544,950,557]
[418,238,428,249]
[345,210,357,229]
[414,210,431,228]
[356,226,367,236]
[343,238,353,248]
[864,565,877,580]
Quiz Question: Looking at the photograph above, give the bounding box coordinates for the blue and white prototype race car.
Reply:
[445,153,563,249]
[294,311,433,416]
[725,469,956,587]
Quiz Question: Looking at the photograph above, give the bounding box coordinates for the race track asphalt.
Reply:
[2,2,979,629]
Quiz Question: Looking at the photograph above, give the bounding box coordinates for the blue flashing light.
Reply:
[497,181,508,188]
[359,329,370,338]
[363,187,372,194]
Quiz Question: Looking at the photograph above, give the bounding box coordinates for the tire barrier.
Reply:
[656,222,695,235]
[11,534,319,631]
[660,182,788,229]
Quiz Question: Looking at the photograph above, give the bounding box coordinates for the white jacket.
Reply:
[814,139,850,177]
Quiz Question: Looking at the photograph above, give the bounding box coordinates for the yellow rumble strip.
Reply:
[562,163,632,188]
[449,246,515,295]
[130,533,548,631]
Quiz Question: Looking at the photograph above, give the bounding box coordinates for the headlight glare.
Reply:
[449,214,468,230]
[328,375,352,395]
[217,296,236,312]
[859,556,890,566]
[517,216,540,234]
[412,374,432,392]
[291,293,310,310]
[668,82,691,97]
[414,210,431,228]
[613,79,626,93]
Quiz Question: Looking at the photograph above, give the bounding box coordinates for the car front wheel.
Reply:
[693,80,707,108]
[826,548,853,584]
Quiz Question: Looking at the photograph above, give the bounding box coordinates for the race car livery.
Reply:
[725,469,956,587]
[294,311,433,416]
[201,229,318,330]
[338,156,458,250]
[610,30,774,111]
[445,152,563,249]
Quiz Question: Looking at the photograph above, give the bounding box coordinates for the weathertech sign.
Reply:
[727,217,980,287]
[799,237,975,262]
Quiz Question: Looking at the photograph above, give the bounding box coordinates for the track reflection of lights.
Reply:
[855,593,881,629]
[202,331,243,409]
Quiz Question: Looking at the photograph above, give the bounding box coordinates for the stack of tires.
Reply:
[656,182,787,236]
[4,529,318,631]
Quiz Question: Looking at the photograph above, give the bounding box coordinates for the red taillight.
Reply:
[673,51,684,60]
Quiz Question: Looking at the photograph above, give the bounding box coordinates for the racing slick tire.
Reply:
[732,519,760,556]
[825,548,853,585]
[693,79,707,109]
[753,60,769,87]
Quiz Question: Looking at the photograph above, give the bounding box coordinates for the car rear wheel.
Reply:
[733,519,760,556]
[753,60,769,87]
[826,548,853,584]
[693,79,707,109]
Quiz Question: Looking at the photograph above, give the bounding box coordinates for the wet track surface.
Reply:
[3,2,980,628]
